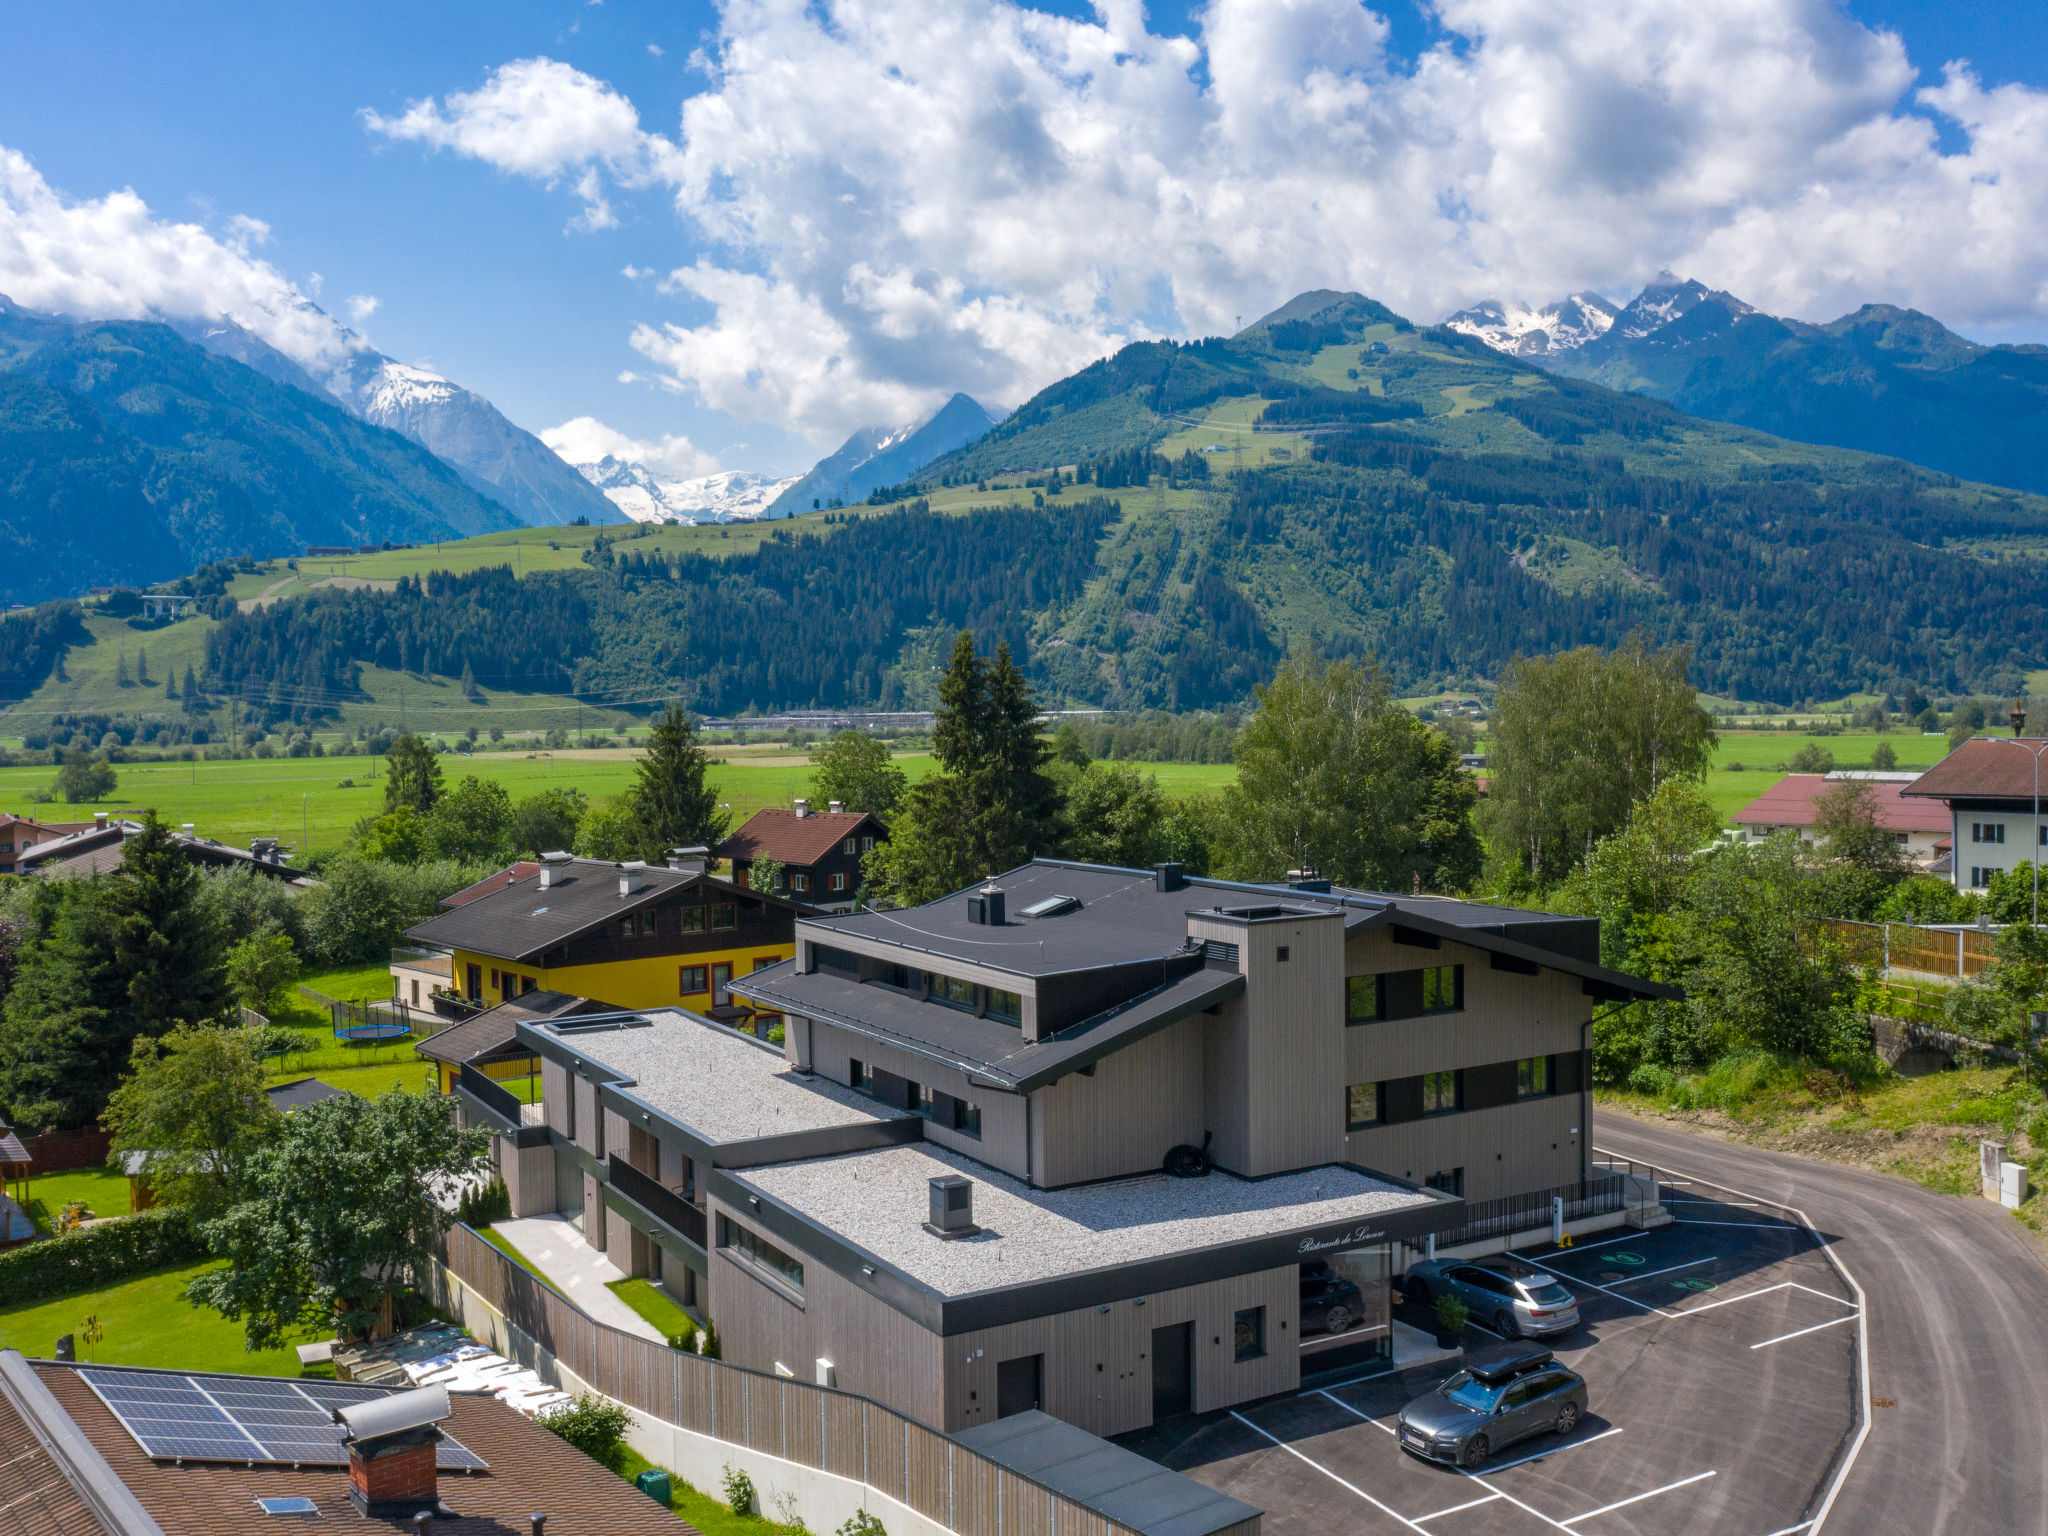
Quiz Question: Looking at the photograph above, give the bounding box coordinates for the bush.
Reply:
[539,1392,630,1467]
[721,1463,755,1516]
[0,1208,205,1307]
[1627,1063,1676,1098]
[1433,1293,1469,1335]
[296,855,491,965]
[838,1513,887,1536]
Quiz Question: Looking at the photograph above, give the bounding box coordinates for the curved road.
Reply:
[1597,1111,2048,1535]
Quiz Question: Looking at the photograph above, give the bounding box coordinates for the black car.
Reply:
[1395,1341,1588,1469]
[1299,1259,1366,1336]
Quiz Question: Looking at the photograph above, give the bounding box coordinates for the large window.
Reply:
[1517,1056,1551,1098]
[986,988,1022,1023]
[848,1058,872,1093]
[1422,1070,1460,1116]
[1346,1081,1382,1130]
[719,1216,804,1296]
[1421,965,1460,1012]
[931,975,978,1011]
[1345,974,1383,1023]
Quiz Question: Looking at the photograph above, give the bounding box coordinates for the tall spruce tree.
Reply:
[383,733,444,814]
[630,704,728,858]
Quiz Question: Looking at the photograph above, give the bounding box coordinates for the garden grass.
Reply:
[0,1262,335,1376]
[264,1060,434,1099]
[23,1166,131,1232]
[606,1278,696,1343]
[613,1446,806,1536]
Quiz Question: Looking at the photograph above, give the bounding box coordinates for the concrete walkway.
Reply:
[489,1214,665,1343]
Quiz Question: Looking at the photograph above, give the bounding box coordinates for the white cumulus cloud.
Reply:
[385,0,2048,443]
[346,293,380,322]
[540,413,720,476]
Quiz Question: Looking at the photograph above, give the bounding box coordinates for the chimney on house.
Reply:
[793,798,810,819]
[924,1175,980,1240]
[538,851,573,889]
[828,800,844,814]
[333,1384,451,1520]
[619,860,648,897]
[1155,861,1185,893]
[966,881,1005,926]
[93,812,108,830]
[666,846,709,876]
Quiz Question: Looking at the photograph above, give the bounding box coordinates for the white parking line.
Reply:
[1227,1410,1429,1533]
[1760,1523,1815,1535]
[1416,1491,1504,1521]
[1559,1469,1717,1525]
[1478,1425,1625,1474]
[1672,1220,1802,1228]
[1516,1254,1675,1316]
[1536,1230,1657,1256]
[1607,1255,1718,1285]
[1786,1281,1861,1309]
[1668,1281,1794,1317]
[1662,1195,1764,1207]
[1750,1315,1860,1350]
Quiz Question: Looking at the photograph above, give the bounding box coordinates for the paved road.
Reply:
[1598,1111,2048,1536]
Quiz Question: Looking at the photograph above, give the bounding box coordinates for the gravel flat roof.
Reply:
[544,1009,904,1145]
[734,1142,1436,1295]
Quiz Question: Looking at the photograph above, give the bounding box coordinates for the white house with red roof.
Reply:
[1733,771,1950,867]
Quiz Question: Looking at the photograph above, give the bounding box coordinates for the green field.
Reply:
[0,748,1235,856]
[0,1261,333,1374]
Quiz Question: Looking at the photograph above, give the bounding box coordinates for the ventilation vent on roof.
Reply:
[1019,894,1082,919]
[1202,939,1240,965]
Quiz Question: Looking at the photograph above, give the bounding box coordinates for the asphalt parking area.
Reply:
[1137,1184,1863,1536]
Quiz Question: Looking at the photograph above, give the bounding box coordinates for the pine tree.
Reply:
[181,663,201,714]
[630,705,728,857]
[460,659,480,702]
[136,646,152,687]
[116,650,131,687]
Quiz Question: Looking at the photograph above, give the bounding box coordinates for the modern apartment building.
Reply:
[492,860,1668,1440]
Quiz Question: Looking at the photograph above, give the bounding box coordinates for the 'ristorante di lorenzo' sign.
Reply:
[1299,1223,1391,1254]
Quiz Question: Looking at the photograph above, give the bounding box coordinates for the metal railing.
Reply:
[607,1153,708,1249]
[1426,1175,1628,1249]
[435,1223,1181,1536]
[459,1063,524,1124]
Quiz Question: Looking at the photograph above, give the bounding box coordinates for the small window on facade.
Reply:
[1276,946,1290,962]
[1421,965,1461,1012]
[792,873,810,893]
[1422,1069,1460,1115]
[955,1099,983,1138]
[1974,822,2007,844]
[861,835,875,852]
[680,965,708,995]
[1234,1306,1266,1362]
[908,1081,934,1118]
[842,837,857,855]
[830,872,848,892]
[986,988,1022,1023]
[679,906,705,933]
[711,903,737,930]
[1346,1081,1381,1130]
[849,1058,872,1093]
[1517,1056,1550,1098]
[1345,974,1383,1023]
[1427,1167,1465,1197]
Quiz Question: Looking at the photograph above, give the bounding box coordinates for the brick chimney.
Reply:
[334,1384,451,1519]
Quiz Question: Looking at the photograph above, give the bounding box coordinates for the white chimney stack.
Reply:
[620,860,647,896]
[539,850,573,889]
[793,798,810,819]
[828,800,844,814]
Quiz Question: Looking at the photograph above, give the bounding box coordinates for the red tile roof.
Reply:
[1900,737,2048,801]
[1733,774,1949,833]
[440,861,542,907]
[718,808,882,867]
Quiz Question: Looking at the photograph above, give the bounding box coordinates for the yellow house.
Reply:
[403,852,809,1020]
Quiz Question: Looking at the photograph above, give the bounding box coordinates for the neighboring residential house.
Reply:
[439,861,542,907]
[525,858,1669,1437]
[390,947,454,1011]
[1902,736,2048,889]
[0,1352,682,1535]
[17,815,311,882]
[718,800,886,912]
[1733,771,1950,865]
[402,850,810,1019]
[0,813,93,874]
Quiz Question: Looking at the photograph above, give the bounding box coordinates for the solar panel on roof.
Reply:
[79,1368,486,1470]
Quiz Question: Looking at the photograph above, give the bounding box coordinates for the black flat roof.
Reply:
[954,1411,1261,1536]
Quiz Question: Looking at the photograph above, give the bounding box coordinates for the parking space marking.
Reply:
[1672,1220,1804,1228]
[1516,1254,1675,1316]
[1227,1409,1431,1533]
[1750,1315,1859,1350]
[1760,1523,1815,1535]
[1606,1255,1718,1285]
[1786,1281,1860,1309]
[1542,1231,1658,1255]
[1662,1194,1763,1207]
[1667,1281,1795,1317]
[1415,1491,1504,1521]
[1477,1425,1625,1474]
[1559,1469,1717,1526]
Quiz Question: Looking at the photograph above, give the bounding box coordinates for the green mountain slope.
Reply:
[0,298,521,601]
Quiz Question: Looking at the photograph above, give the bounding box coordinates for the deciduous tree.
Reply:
[807,730,907,820]
[426,775,516,863]
[104,1025,278,1220]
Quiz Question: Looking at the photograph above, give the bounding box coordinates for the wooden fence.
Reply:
[1807,918,2000,979]
[436,1224,1162,1536]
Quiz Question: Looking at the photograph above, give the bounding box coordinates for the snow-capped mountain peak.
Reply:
[358,359,457,415]
[1443,292,1620,357]
[563,455,800,524]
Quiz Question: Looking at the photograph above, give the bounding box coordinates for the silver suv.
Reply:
[1404,1255,1579,1338]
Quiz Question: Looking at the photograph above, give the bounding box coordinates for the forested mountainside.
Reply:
[0,299,521,600]
[101,288,2048,716]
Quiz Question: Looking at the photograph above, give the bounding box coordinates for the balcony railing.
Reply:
[608,1152,707,1249]
[459,1063,523,1123]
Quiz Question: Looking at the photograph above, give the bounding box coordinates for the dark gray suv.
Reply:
[1396,1341,1588,1469]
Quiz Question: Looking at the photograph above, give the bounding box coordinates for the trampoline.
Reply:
[331,1002,414,1042]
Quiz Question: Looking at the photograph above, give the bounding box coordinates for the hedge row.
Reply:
[0,1208,207,1307]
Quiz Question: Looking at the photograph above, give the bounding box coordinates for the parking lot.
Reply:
[1133,1175,1863,1535]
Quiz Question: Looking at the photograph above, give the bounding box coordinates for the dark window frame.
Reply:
[1233,1306,1266,1363]
[1345,973,1385,1024]
[1345,1080,1382,1131]
[1516,1055,1552,1099]
[1422,1069,1461,1116]
[718,1215,805,1298]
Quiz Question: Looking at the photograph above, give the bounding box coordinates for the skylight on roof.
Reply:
[1018,894,1082,918]
[256,1497,320,1517]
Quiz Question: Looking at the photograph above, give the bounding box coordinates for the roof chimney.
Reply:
[619,860,647,897]
[793,798,810,818]
[1155,861,1184,893]
[334,1385,450,1520]
[666,845,708,875]
[538,850,572,889]
[93,812,108,829]
[966,882,1005,926]
[828,800,844,814]
[924,1175,980,1240]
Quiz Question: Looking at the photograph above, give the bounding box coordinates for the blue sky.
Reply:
[3,0,2047,477]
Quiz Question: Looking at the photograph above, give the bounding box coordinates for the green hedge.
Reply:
[0,1208,207,1307]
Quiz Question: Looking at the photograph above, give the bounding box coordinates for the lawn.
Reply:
[606,1278,696,1343]
[23,1165,131,1232]
[614,1446,806,1536]
[0,1262,334,1375]
[0,747,1233,856]
[265,1060,434,1099]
